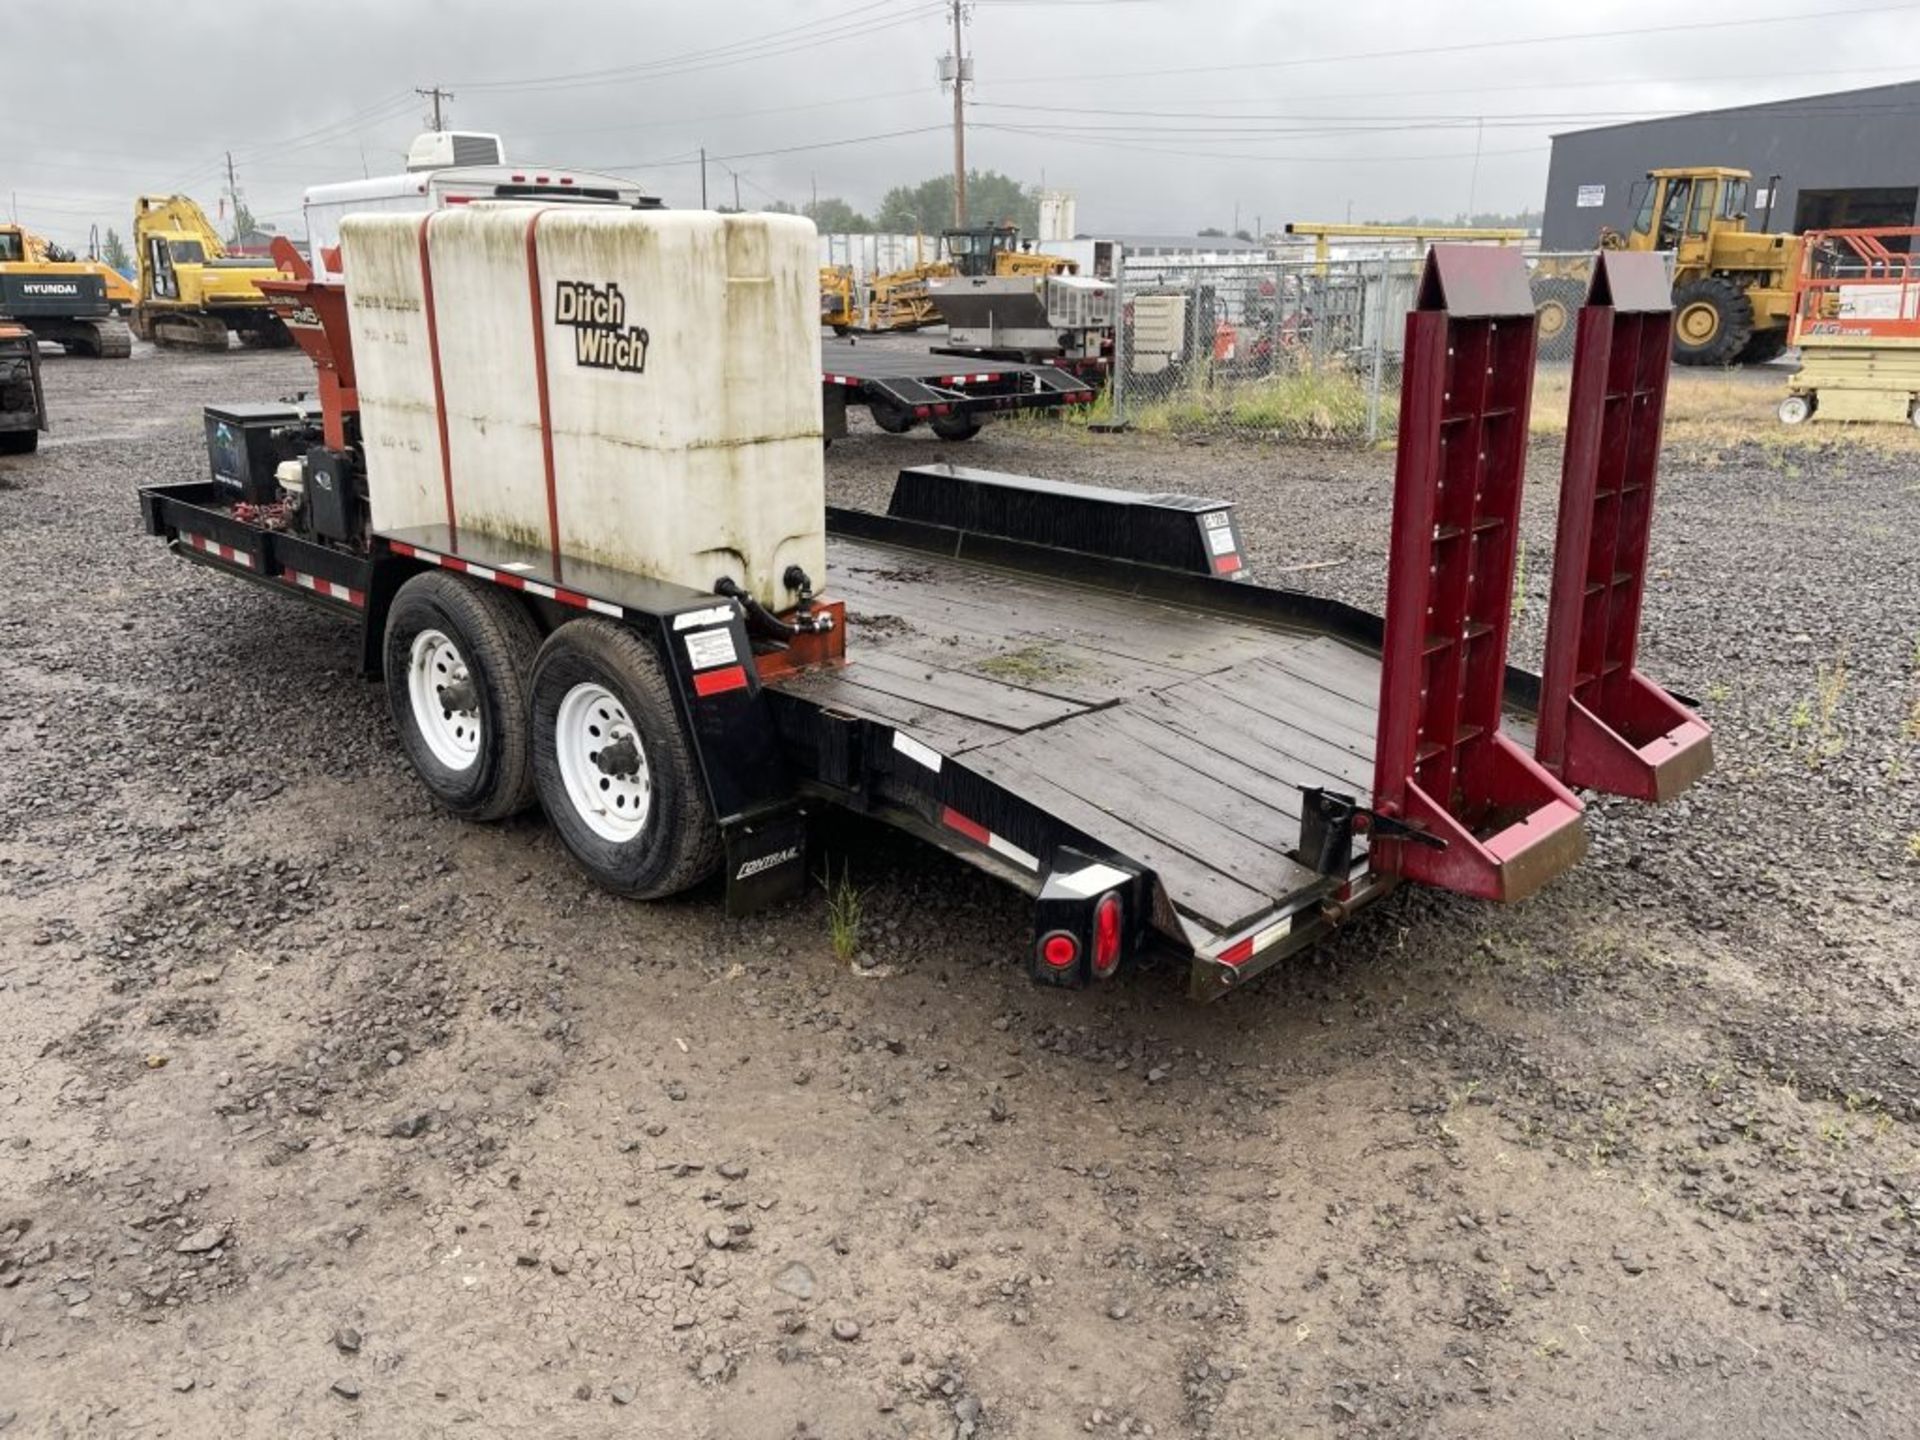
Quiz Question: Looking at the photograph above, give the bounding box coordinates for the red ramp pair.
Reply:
[1370,247,1713,902]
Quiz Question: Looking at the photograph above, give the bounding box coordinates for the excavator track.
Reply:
[85,318,133,359]
[150,312,232,351]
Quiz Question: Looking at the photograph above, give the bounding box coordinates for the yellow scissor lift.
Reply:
[1779,227,1920,427]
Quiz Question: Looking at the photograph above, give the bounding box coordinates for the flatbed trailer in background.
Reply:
[140,233,1711,1001]
[822,340,1096,442]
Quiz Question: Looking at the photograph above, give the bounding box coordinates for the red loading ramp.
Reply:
[1536,251,1713,803]
[1371,246,1586,902]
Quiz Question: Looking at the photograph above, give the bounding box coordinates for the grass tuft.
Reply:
[817,858,863,964]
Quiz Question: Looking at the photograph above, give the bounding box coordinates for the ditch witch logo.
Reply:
[553,280,650,374]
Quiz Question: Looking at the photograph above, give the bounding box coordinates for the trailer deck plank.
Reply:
[840,648,1089,730]
[772,534,1406,932]
[831,541,1283,676]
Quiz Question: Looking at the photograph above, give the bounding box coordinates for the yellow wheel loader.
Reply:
[131,196,291,351]
[828,226,1075,335]
[1618,167,1800,366]
[0,224,134,358]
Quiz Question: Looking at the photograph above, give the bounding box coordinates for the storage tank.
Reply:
[341,206,825,610]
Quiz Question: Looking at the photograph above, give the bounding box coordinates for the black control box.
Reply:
[203,401,317,504]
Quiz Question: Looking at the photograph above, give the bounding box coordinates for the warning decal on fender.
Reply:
[684,628,738,670]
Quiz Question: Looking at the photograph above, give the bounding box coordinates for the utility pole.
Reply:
[700,147,708,209]
[1466,116,1485,221]
[945,0,969,227]
[733,171,741,213]
[416,86,454,131]
[224,150,243,243]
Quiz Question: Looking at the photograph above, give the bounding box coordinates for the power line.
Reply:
[972,61,1920,111]
[986,3,1920,87]
[593,124,950,170]
[456,2,942,95]
[973,121,1544,164]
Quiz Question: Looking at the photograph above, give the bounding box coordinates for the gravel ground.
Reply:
[1,342,1916,1439]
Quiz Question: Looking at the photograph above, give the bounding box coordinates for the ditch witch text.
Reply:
[553,280,650,374]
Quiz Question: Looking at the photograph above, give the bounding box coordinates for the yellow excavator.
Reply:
[0,224,134,357]
[1610,166,1800,366]
[131,195,291,350]
[822,225,1074,335]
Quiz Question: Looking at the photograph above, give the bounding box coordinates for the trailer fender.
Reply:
[360,551,429,679]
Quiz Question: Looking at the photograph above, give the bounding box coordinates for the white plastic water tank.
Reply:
[342,205,825,610]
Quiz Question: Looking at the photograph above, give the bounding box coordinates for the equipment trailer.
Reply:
[822,340,1095,442]
[140,209,1711,1000]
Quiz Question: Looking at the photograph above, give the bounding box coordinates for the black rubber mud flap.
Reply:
[721,806,811,917]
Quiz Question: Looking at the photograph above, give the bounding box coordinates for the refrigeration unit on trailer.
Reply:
[139,206,1712,1000]
[302,131,661,282]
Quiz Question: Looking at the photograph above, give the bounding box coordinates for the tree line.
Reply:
[745,170,1041,235]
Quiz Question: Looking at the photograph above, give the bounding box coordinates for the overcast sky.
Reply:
[7,0,1919,248]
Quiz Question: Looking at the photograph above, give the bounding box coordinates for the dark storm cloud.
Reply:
[4,0,1917,247]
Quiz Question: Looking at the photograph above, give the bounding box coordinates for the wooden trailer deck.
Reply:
[771,534,1400,937]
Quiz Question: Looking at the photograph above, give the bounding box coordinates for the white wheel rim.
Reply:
[1779,396,1810,425]
[555,682,652,843]
[408,629,482,771]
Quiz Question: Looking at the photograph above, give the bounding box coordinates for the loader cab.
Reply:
[942,224,1020,277]
[1628,168,1755,270]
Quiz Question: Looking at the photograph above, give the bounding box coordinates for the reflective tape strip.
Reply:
[892,732,943,773]
[1215,914,1295,967]
[692,664,749,698]
[940,806,1040,873]
[386,541,624,618]
[1054,861,1129,898]
[988,832,1040,873]
[183,533,254,568]
[280,568,366,608]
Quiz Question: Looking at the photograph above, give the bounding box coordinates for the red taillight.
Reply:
[1039,932,1079,970]
[1091,892,1122,978]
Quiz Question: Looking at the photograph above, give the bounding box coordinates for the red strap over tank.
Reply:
[524,210,564,581]
[417,214,459,546]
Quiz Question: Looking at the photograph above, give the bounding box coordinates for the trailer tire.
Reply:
[930,414,983,441]
[869,399,916,434]
[383,572,541,822]
[1671,277,1752,367]
[530,619,721,900]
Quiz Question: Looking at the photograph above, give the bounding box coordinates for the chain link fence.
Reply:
[1101,249,1661,445]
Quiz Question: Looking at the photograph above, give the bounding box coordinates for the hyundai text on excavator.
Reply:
[1613,166,1801,366]
[0,224,134,358]
[131,195,291,351]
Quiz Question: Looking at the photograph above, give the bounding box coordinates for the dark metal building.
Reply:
[1542,82,1920,249]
